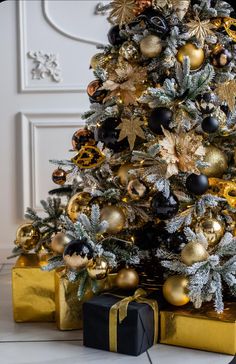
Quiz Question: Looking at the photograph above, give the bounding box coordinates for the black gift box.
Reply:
[83,293,157,356]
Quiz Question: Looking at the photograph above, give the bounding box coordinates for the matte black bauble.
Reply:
[197,92,218,114]
[94,118,129,152]
[211,45,232,68]
[186,173,209,195]
[135,8,169,37]
[107,25,125,46]
[151,192,179,220]
[148,107,173,134]
[63,238,93,259]
[202,116,219,133]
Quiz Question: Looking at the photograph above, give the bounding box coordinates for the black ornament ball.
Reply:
[72,128,95,151]
[151,192,179,220]
[63,238,93,259]
[148,107,173,134]
[186,173,209,195]
[107,25,125,46]
[94,117,129,152]
[202,116,219,133]
[164,231,187,254]
[197,92,218,114]
[135,8,169,37]
[211,45,232,68]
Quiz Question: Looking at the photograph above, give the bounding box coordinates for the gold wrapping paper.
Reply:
[108,289,159,352]
[12,254,55,322]
[55,269,118,331]
[160,303,236,355]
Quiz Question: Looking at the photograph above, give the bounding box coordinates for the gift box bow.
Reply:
[107,288,158,352]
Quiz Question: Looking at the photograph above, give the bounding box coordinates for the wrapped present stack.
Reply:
[10,0,236,357]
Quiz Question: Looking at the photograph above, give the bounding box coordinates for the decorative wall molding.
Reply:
[42,0,105,46]
[27,51,62,82]
[20,111,85,215]
[18,1,93,92]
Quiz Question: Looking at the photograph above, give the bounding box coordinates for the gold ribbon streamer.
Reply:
[108,288,158,352]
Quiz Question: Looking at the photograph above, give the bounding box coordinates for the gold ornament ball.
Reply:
[196,218,224,247]
[15,223,40,251]
[116,268,139,290]
[119,41,139,61]
[163,275,190,306]
[181,242,209,266]
[199,146,228,178]
[63,253,90,271]
[67,192,91,222]
[51,232,70,254]
[52,168,67,185]
[90,52,108,69]
[177,43,205,70]
[87,256,109,280]
[127,179,146,200]
[117,163,136,186]
[140,35,163,58]
[100,206,126,234]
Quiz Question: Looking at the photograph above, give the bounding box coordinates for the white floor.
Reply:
[0,253,234,364]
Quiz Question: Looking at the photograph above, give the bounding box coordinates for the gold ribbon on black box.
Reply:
[108,288,158,352]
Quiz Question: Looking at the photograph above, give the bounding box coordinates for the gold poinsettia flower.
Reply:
[186,15,216,46]
[101,64,147,105]
[159,128,206,178]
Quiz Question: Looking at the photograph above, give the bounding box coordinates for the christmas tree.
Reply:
[13,0,236,312]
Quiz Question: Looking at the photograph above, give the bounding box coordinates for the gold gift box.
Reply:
[55,268,118,331]
[12,254,55,322]
[160,303,236,355]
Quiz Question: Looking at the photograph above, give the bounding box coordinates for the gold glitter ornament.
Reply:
[90,53,110,69]
[181,242,209,266]
[199,146,228,178]
[119,41,139,61]
[163,275,190,306]
[15,224,40,251]
[177,43,205,70]
[87,256,109,280]
[196,218,224,247]
[140,35,163,58]
[100,205,126,234]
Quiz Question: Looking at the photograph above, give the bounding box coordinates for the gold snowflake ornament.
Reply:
[108,0,136,27]
[186,16,216,46]
[116,116,146,150]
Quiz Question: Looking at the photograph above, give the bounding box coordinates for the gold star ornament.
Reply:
[186,16,216,46]
[116,116,146,150]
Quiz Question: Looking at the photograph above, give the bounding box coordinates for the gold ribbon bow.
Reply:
[108,288,158,352]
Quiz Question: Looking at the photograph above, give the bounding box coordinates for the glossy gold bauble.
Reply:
[196,218,224,247]
[163,275,190,306]
[52,168,67,185]
[116,268,139,290]
[87,256,109,280]
[51,232,70,254]
[15,223,40,251]
[117,163,136,186]
[199,146,228,177]
[100,206,126,234]
[67,192,92,222]
[177,43,205,70]
[64,253,90,271]
[140,35,163,58]
[119,41,139,61]
[181,242,209,266]
[127,179,146,200]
